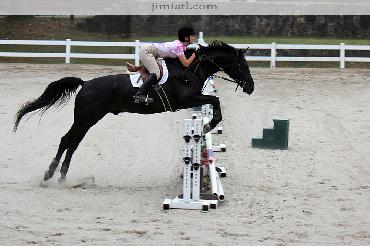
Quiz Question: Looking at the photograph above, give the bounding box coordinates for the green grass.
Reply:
[1,35,369,68]
[52,34,369,46]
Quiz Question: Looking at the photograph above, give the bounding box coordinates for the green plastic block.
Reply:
[252,119,289,150]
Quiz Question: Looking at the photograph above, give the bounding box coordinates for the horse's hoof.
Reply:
[44,171,52,181]
[203,124,211,134]
[58,177,66,184]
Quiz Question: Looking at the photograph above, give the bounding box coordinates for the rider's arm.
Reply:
[178,53,196,67]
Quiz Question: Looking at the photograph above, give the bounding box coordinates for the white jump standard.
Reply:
[163,118,225,211]
[163,76,227,211]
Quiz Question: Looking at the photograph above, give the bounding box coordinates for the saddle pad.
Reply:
[129,59,169,88]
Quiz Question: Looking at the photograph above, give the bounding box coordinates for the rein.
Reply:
[206,56,247,92]
[181,51,248,92]
[182,53,204,83]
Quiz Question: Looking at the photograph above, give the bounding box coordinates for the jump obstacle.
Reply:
[163,77,227,211]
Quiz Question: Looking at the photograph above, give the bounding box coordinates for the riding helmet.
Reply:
[178,26,195,42]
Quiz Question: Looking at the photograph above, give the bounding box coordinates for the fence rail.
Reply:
[1,37,369,68]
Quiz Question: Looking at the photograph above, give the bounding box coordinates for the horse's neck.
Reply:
[200,53,222,78]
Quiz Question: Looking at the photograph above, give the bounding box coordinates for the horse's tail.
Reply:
[14,77,84,132]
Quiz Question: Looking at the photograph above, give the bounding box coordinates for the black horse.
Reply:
[14,40,254,183]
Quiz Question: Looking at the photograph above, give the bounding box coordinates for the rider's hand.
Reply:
[187,43,200,50]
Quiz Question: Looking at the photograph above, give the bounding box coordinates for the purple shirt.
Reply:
[153,40,186,59]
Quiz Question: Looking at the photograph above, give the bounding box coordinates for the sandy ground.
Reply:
[0,63,369,245]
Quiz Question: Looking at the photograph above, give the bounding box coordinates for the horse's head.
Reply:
[198,41,254,95]
[236,48,254,95]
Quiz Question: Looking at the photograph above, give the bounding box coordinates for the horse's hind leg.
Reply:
[43,135,69,180]
[44,109,106,182]
[57,109,107,183]
[58,123,89,183]
[43,123,88,181]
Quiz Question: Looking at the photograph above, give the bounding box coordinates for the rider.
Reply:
[133,26,197,103]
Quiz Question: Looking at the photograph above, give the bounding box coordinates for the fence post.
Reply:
[135,40,140,66]
[340,43,345,69]
[271,42,276,68]
[65,39,71,64]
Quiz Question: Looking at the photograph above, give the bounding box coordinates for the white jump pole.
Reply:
[216,174,225,201]
[203,116,223,199]
[201,76,226,200]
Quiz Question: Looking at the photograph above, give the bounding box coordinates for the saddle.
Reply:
[126,61,163,81]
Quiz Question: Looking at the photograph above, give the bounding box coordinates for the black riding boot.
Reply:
[133,73,157,104]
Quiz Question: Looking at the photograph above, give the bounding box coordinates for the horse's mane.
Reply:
[204,40,237,54]
[183,40,236,58]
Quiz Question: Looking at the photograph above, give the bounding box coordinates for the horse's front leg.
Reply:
[188,95,222,133]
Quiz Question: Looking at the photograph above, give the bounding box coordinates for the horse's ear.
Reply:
[198,44,206,50]
[238,48,248,58]
[195,44,206,56]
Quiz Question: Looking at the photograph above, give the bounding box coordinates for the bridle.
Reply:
[207,57,249,92]
[182,51,249,92]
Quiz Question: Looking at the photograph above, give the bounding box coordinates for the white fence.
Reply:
[0,37,369,68]
[234,43,370,68]
[0,39,141,66]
